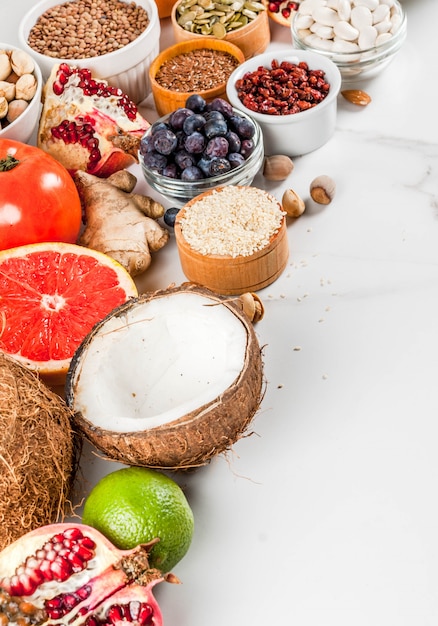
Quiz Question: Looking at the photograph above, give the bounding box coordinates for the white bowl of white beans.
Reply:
[18,0,160,104]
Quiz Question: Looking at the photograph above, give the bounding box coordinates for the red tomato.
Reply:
[0,139,82,250]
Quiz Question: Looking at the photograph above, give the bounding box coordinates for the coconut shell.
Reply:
[66,284,264,470]
[0,353,81,550]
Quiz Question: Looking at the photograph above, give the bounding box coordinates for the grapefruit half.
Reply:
[0,242,138,385]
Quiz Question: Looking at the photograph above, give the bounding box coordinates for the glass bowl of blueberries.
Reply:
[138,94,264,206]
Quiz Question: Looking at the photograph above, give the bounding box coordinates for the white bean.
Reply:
[299,0,328,15]
[310,22,335,38]
[295,13,315,29]
[312,6,340,25]
[358,24,378,48]
[375,32,392,45]
[337,0,351,20]
[353,0,379,9]
[334,20,359,40]
[372,3,390,23]
[374,18,391,33]
[350,5,372,29]
[332,38,360,52]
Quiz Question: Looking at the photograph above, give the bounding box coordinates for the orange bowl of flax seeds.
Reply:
[149,39,245,117]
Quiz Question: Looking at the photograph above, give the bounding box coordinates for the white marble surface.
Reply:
[2,2,438,624]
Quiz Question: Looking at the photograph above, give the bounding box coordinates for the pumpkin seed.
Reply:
[176,0,265,34]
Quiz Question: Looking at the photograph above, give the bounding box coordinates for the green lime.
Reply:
[82,466,194,573]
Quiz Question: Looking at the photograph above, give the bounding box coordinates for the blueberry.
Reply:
[197,155,213,176]
[231,115,255,139]
[240,138,255,158]
[164,207,180,227]
[228,152,245,169]
[169,107,194,130]
[205,136,229,158]
[183,114,206,135]
[153,128,178,155]
[142,150,168,172]
[208,157,231,176]
[203,110,225,122]
[184,131,206,154]
[204,118,228,139]
[207,97,234,118]
[174,149,195,170]
[175,130,187,151]
[139,133,155,156]
[225,130,241,154]
[181,166,204,181]
[162,163,179,178]
[150,121,170,135]
[185,94,207,113]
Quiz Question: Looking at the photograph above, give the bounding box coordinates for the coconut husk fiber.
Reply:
[0,353,81,551]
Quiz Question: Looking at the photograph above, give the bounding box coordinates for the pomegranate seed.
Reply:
[53,81,65,96]
[137,603,154,625]
[76,585,92,600]
[63,528,84,541]
[106,605,124,623]
[71,543,95,562]
[50,556,72,582]
[39,560,55,581]
[45,597,62,611]
[16,573,37,596]
[61,594,80,611]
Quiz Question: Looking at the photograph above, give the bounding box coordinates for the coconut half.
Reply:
[65,284,264,469]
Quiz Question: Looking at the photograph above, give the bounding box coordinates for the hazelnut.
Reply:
[6,99,28,123]
[309,175,336,205]
[263,155,294,181]
[282,188,306,218]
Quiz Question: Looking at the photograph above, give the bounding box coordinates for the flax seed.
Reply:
[155,48,240,93]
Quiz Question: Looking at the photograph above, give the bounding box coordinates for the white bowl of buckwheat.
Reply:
[18,0,160,104]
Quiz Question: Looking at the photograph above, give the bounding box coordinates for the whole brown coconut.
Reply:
[66,284,264,470]
[0,353,80,550]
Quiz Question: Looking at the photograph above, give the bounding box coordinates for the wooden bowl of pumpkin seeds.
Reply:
[171,0,270,60]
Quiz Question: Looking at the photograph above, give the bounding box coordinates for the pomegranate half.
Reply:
[0,523,177,626]
[38,64,150,178]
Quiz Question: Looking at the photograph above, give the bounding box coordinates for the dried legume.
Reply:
[155,49,240,93]
[234,59,330,115]
[27,0,149,60]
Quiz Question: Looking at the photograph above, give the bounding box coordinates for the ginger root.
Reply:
[75,170,169,277]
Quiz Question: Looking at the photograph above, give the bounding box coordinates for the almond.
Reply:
[341,89,372,106]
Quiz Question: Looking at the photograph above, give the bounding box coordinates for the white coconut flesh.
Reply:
[70,291,251,432]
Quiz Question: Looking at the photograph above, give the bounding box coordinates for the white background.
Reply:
[2,1,438,624]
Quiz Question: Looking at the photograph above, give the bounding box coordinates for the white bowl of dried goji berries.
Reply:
[226,49,341,156]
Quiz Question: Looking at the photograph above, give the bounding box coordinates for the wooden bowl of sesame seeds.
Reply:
[174,185,289,295]
[149,38,245,117]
